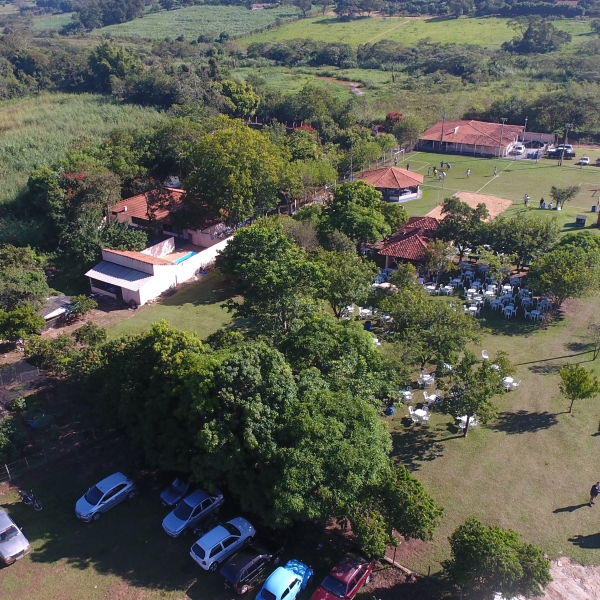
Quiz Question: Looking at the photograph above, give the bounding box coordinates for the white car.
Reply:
[512,144,525,155]
[190,517,255,571]
[0,510,30,565]
[578,156,590,165]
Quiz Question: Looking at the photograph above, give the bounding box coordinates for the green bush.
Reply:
[0,418,27,464]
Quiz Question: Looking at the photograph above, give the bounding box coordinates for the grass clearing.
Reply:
[31,12,75,32]
[107,270,235,341]
[0,93,164,206]
[93,4,301,40]
[397,150,600,232]
[239,15,585,49]
[388,295,600,573]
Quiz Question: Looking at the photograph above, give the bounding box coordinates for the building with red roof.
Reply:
[418,120,525,157]
[378,216,439,267]
[358,166,424,202]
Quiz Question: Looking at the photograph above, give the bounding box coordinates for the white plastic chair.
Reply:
[481,350,489,360]
[512,380,521,391]
[411,414,420,425]
[421,414,431,425]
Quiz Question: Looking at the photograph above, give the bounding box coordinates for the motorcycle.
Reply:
[18,489,43,511]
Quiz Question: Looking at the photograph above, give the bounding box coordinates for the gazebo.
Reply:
[358,166,424,202]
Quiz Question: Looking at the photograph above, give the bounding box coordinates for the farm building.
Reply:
[417,120,531,157]
[377,216,439,267]
[358,166,424,202]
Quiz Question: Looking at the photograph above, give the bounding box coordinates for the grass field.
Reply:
[396,149,600,230]
[93,4,301,40]
[107,270,235,341]
[240,14,590,49]
[0,93,164,206]
[31,12,74,32]
[389,294,600,574]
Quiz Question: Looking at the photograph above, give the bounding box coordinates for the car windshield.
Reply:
[223,522,241,537]
[84,485,104,505]
[0,525,19,543]
[319,575,347,598]
[174,499,194,520]
[191,543,205,559]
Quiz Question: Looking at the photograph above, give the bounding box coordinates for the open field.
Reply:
[93,5,301,40]
[396,149,600,231]
[107,270,235,341]
[240,15,590,49]
[0,93,164,206]
[388,294,600,574]
[31,12,74,32]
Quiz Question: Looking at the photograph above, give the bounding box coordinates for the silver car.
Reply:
[0,509,31,565]
[75,472,135,522]
[162,488,224,537]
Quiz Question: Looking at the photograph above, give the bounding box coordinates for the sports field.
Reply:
[397,149,600,231]
[240,14,590,49]
[94,4,301,40]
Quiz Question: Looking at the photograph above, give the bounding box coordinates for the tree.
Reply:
[437,196,489,261]
[320,181,391,247]
[181,117,294,227]
[444,517,551,599]
[293,0,312,17]
[559,363,600,414]
[392,115,425,147]
[73,321,107,347]
[68,295,98,321]
[216,221,324,335]
[0,245,50,312]
[26,333,78,375]
[528,245,600,307]
[503,17,572,54]
[220,80,260,118]
[549,185,580,209]
[0,305,45,342]
[315,250,378,319]
[87,41,140,94]
[424,239,454,284]
[587,324,600,361]
[438,351,501,436]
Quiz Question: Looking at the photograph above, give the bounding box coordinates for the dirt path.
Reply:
[363,17,416,44]
[535,558,600,600]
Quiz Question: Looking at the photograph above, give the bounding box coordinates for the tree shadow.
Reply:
[478,309,548,337]
[565,341,594,353]
[391,423,446,471]
[569,533,600,548]
[159,270,235,308]
[489,410,559,434]
[554,504,589,513]
[528,364,562,375]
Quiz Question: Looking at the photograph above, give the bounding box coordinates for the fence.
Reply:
[0,424,108,484]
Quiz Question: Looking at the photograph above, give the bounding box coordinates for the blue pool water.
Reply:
[174,251,196,264]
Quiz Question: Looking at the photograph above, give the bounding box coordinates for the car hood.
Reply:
[0,532,29,557]
[309,587,342,600]
[160,488,181,505]
[76,496,96,515]
[284,559,313,589]
[162,511,186,534]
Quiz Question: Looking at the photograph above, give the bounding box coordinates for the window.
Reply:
[209,544,223,558]
[222,537,237,549]
[281,589,290,599]
[201,499,212,512]
[348,575,361,593]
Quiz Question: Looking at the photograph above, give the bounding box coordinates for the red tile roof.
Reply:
[103,249,174,266]
[379,216,439,262]
[420,120,524,148]
[358,166,424,189]
[112,188,184,222]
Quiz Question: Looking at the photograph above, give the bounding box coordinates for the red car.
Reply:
[309,553,373,600]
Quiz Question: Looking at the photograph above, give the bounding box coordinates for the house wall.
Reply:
[121,288,141,305]
[174,237,232,284]
[142,237,175,258]
[137,264,177,305]
[101,250,156,275]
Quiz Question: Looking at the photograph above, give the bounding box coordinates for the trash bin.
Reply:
[593,205,597,213]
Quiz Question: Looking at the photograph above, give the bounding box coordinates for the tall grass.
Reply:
[0,93,165,205]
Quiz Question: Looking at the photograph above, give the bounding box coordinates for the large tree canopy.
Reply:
[77,321,443,557]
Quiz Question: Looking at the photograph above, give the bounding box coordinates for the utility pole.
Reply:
[523,116,528,141]
[498,117,507,158]
[559,123,572,167]
[440,112,446,153]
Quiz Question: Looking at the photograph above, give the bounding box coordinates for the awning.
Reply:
[85,261,153,291]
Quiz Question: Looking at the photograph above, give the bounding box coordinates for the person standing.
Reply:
[440,161,444,168]
[524,194,529,206]
[428,167,431,176]
[433,167,438,176]
[406,164,410,171]
[539,197,544,209]
[494,166,497,176]
[446,162,451,170]
[466,169,471,178]
[590,482,600,506]
[442,171,446,179]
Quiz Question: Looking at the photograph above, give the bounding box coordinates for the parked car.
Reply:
[75,472,135,522]
[310,554,373,600]
[0,509,30,565]
[512,144,525,155]
[547,145,575,159]
[256,559,314,600]
[595,157,600,166]
[578,156,590,165]
[190,517,255,571]
[162,488,223,537]
[160,477,190,507]
[220,541,284,594]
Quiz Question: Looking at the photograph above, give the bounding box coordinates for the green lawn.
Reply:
[388,295,600,574]
[31,12,74,31]
[0,93,164,206]
[240,15,588,49]
[398,149,600,232]
[107,270,235,340]
[93,4,301,40]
